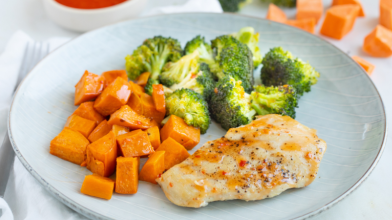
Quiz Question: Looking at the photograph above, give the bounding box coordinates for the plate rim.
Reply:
[8,12,388,220]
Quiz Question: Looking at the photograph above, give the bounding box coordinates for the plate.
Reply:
[9,13,387,220]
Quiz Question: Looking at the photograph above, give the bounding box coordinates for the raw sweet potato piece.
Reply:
[116,129,154,157]
[266,3,287,23]
[352,56,375,75]
[332,0,365,16]
[94,77,132,116]
[156,138,190,170]
[108,105,158,130]
[101,70,128,88]
[115,157,139,194]
[112,125,130,136]
[320,5,360,40]
[152,84,166,113]
[146,126,160,150]
[86,131,117,177]
[286,18,316,33]
[129,81,145,97]
[363,25,392,57]
[72,102,104,126]
[139,151,165,184]
[296,0,323,23]
[74,70,105,105]
[134,72,150,86]
[160,115,200,150]
[88,120,112,143]
[65,114,96,138]
[80,174,115,200]
[50,128,89,165]
[380,0,392,30]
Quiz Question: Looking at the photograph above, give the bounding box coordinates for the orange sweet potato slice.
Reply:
[296,0,323,23]
[127,93,165,124]
[88,120,112,143]
[160,115,200,150]
[363,25,392,57]
[134,72,150,86]
[139,151,165,184]
[112,125,130,136]
[286,18,316,34]
[380,0,392,30]
[74,70,105,105]
[72,101,104,126]
[156,137,190,170]
[116,129,155,157]
[65,114,96,138]
[115,157,139,194]
[80,174,115,200]
[320,5,360,40]
[332,0,365,17]
[101,70,128,88]
[107,105,158,130]
[146,126,160,150]
[152,84,166,113]
[129,81,145,97]
[50,128,89,165]
[352,56,375,75]
[266,3,287,23]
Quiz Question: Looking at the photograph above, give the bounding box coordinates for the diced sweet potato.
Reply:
[112,125,130,136]
[352,56,375,75]
[146,126,160,150]
[296,0,323,23]
[160,115,200,150]
[101,70,128,88]
[332,0,365,16]
[286,18,316,34]
[127,93,165,124]
[320,5,360,40]
[380,0,392,30]
[81,174,115,200]
[129,81,145,97]
[134,72,150,86]
[74,70,105,105]
[152,84,166,113]
[115,157,139,194]
[65,114,96,138]
[108,105,158,130]
[116,129,154,157]
[363,25,392,57]
[139,151,165,184]
[156,137,190,170]
[50,128,89,165]
[94,77,132,116]
[86,131,117,177]
[266,3,287,23]
[88,120,112,143]
[72,102,104,126]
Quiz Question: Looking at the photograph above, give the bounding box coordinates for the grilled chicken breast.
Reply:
[156,114,327,208]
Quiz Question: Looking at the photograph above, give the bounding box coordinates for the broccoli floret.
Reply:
[165,89,211,134]
[260,0,296,8]
[125,36,183,80]
[144,78,159,95]
[170,63,216,101]
[231,27,262,68]
[260,47,320,96]
[251,85,298,118]
[219,0,252,12]
[184,36,220,74]
[209,76,256,130]
[211,35,254,93]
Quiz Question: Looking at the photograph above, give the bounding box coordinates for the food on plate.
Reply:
[127,93,166,124]
[261,0,296,8]
[80,174,115,200]
[332,0,365,17]
[152,84,166,113]
[160,115,200,150]
[74,70,105,105]
[129,81,145,97]
[64,114,96,138]
[116,129,155,157]
[218,0,252,12]
[184,35,216,69]
[134,72,150,86]
[380,0,392,30]
[352,56,375,75]
[139,151,165,184]
[115,157,139,194]
[88,120,112,143]
[286,18,316,33]
[157,114,327,208]
[363,25,392,57]
[101,70,128,88]
[231,27,262,68]
[146,126,161,150]
[107,105,158,129]
[296,0,323,23]
[266,3,288,23]
[156,137,190,170]
[55,0,127,9]
[112,124,130,137]
[72,101,104,125]
[320,5,360,40]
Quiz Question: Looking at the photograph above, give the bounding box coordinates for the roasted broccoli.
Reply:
[144,78,159,95]
[209,76,256,130]
[232,27,262,68]
[219,0,252,12]
[260,0,296,8]
[260,47,320,96]
[165,89,211,134]
[211,35,254,93]
[184,36,219,73]
[125,36,183,80]
[251,85,298,119]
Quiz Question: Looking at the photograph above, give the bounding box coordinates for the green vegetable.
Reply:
[144,78,159,95]
[184,35,219,74]
[219,0,252,12]
[260,0,296,8]
[165,89,211,134]
[232,27,262,68]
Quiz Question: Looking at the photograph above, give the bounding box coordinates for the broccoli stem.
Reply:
[150,45,171,80]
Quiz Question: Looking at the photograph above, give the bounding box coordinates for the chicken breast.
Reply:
[156,114,327,208]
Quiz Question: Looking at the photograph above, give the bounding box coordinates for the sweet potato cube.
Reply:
[65,114,96,138]
[332,0,365,16]
[139,151,165,184]
[146,126,160,150]
[352,56,375,75]
[72,102,104,126]
[102,70,128,88]
[116,129,154,157]
[86,131,117,177]
[266,3,287,23]
[134,72,150,86]
[363,25,392,57]
[50,128,89,165]
[94,77,132,116]
[88,120,112,143]
[74,70,105,105]
[320,5,360,40]
[80,174,115,200]
[160,115,200,150]
[286,18,316,34]
[380,0,392,30]
[112,125,130,136]
[129,81,145,97]
[108,105,158,130]
[115,157,139,194]
[128,93,165,124]
[156,138,190,170]
[152,84,166,113]
[296,0,323,23]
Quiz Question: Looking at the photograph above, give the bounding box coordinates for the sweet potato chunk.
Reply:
[146,126,160,150]
[156,137,190,170]
[81,174,115,200]
[88,120,112,143]
[332,0,365,17]
[65,114,96,138]
[286,18,316,34]
[74,70,105,105]
[296,0,323,23]
[86,131,117,177]
[50,128,89,165]
[116,129,154,157]
[127,93,165,124]
[112,125,130,136]
[152,84,166,113]
[352,56,375,75]
[266,3,287,23]
[115,157,139,194]
[139,151,165,184]
[134,72,150,86]
[160,115,200,150]
[320,5,360,40]
[380,0,392,30]
[94,77,132,116]
[72,102,104,126]
[108,105,158,130]
[101,70,128,88]
[129,81,145,97]
[363,25,392,57]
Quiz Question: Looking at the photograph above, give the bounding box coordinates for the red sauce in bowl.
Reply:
[55,0,128,9]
